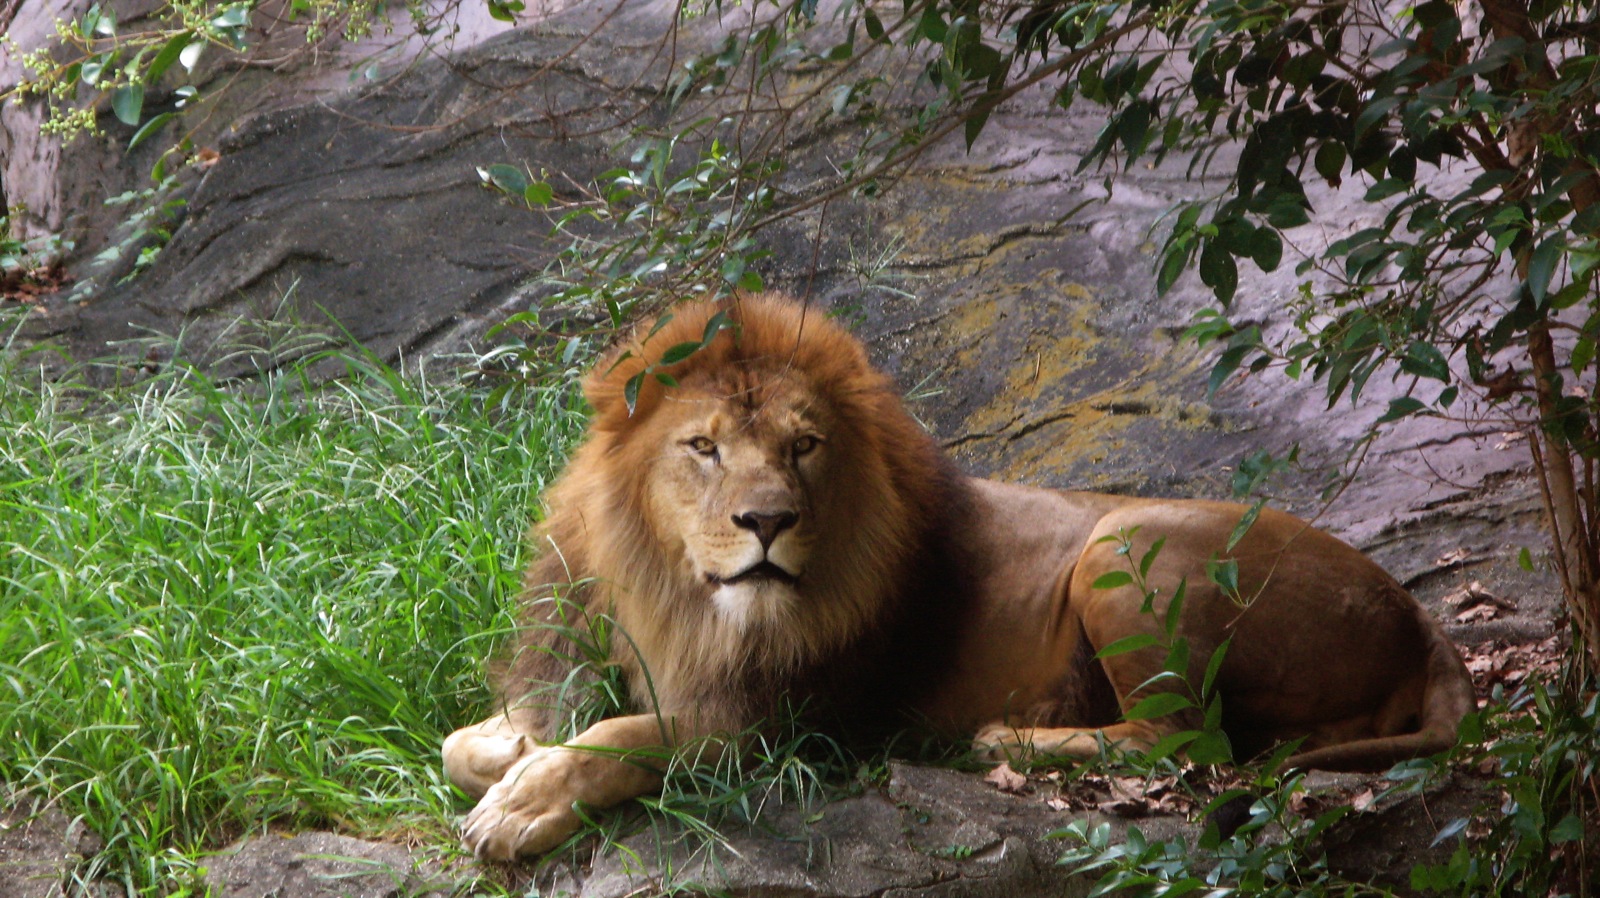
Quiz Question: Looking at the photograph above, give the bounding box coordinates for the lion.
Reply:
[443,293,1476,861]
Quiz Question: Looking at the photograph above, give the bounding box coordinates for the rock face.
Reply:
[1,0,1561,892]
[12,0,1544,589]
[204,832,454,898]
[532,765,1127,898]
[0,0,516,256]
[0,795,109,898]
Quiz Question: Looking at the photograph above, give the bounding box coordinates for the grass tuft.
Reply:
[0,336,585,891]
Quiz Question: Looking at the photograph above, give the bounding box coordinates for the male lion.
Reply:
[444,294,1475,861]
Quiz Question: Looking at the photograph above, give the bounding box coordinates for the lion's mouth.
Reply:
[710,561,799,587]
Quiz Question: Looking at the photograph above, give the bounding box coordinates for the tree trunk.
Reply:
[1529,325,1600,680]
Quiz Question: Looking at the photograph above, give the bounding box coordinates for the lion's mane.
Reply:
[500,296,974,740]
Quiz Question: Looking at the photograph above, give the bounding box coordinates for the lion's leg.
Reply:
[972,719,1171,764]
[460,713,711,861]
[442,709,541,800]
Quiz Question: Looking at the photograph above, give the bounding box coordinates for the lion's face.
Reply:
[637,373,832,630]
[554,295,943,676]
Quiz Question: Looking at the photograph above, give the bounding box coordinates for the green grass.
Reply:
[0,335,585,892]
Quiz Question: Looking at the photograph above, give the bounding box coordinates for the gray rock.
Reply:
[13,0,1553,633]
[204,832,458,898]
[522,763,1145,898]
[0,0,515,258]
[0,795,108,898]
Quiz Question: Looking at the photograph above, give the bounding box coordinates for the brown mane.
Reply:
[501,295,968,739]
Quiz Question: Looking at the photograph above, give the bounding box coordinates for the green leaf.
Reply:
[1314,142,1346,184]
[1198,240,1238,304]
[1426,817,1470,848]
[1095,632,1161,659]
[1118,101,1151,157]
[210,6,248,28]
[644,312,675,341]
[1144,731,1199,762]
[1353,95,1400,136]
[91,4,116,35]
[863,7,885,41]
[1265,198,1311,229]
[623,372,643,415]
[1518,546,1533,571]
[1549,813,1585,843]
[523,182,553,206]
[658,341,704,366]
[964,101,994,150]
[145,33,191,84]
[127,112,174,152]
[1364,177,1408,201]
[1206,557,1240,596]
[1526,236,1564,302]
[1248,228,1282,272]
[1156,244,1190,295]
[1125,692,1194,721]
[1226,500,1263,551]
[81,55,107,86]
[737,270,765,292]
[1187,728,1233,765]
[1092,570,1135,590]
[1400,341,1451,382]
[1201,637,1231,698]
[482,164,528,195]
[1163,582,1185,636]
[111,84,144,126]
[1138,536,1165,581]
[1377,396,1427,424]
[1163,636,1189,675]
[486,0,523,21]
[1207,345,1250,397]
[700,310,730,346]
[1552,281,1588,310]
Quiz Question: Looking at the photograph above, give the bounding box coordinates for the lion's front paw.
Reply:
[460,749,585,862]
[972,723,1030,764]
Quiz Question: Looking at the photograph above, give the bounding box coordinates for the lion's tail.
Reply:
[1283,627,1476,773]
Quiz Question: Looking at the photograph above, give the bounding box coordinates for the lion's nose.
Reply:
[732,510,799,549]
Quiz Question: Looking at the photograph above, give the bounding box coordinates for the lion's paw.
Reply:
[971,723,1029,764]
[443,726,534,800]
[460,749,585,862]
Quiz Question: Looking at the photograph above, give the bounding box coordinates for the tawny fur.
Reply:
[444,293,1476,862]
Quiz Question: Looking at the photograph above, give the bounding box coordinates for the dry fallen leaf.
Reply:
[1433,548,1472,567]
[1110,776,1141,795]
[1351,789,1376,812]
[984,762,1028,795]
[1446,581,1517,622]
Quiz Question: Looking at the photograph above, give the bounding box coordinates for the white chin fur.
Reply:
[711,581,793,631]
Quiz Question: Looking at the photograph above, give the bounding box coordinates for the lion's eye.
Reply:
[792,435,821,457]
[686,436,718,457]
